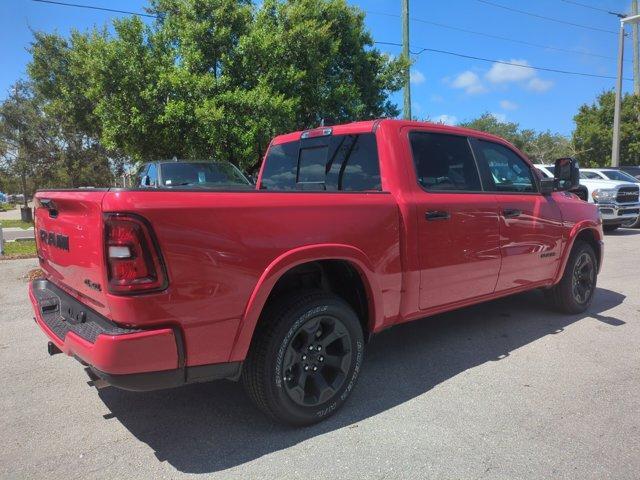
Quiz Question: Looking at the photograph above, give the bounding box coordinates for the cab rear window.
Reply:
[260,133,382,191]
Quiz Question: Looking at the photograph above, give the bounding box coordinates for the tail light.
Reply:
[104,214,168,295]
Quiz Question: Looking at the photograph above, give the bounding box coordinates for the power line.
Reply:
[32,0,157,18]
[559,0,625,17]
[31,0,633,82]
[375,41,633,81]
[30,0,624,60]
[477,0,618,34]
[366,10,623,62]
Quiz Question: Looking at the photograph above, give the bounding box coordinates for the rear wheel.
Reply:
[242,290,364,425]
[546,241,597,314]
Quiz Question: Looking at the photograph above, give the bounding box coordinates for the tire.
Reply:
[546,241,597,314]
[242,290,365,426]
[603,225,619,232]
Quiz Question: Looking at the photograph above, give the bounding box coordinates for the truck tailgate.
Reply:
[34,190,110,314]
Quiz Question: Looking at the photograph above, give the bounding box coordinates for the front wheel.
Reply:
[546,241,597,314]
[242,290,364,425]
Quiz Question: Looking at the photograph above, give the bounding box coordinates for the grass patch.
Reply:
[1,240,37,258]
[0,219,33,229]
[0,203,15,212]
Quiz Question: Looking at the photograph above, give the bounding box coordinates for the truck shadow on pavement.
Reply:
[97,287,625,474]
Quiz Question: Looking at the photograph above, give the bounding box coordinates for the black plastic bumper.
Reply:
[32,279,242,392]
[89,361,242,392]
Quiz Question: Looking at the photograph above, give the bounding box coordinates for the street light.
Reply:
[612,13,640,167]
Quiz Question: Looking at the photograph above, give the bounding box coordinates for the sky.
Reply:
[0,0,636,136]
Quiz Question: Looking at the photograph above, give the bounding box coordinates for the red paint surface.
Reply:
[29,283,178,374]
[31,119,602,374]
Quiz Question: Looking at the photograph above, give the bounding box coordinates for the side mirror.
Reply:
[554,157,579,191]
[142,175,151,187]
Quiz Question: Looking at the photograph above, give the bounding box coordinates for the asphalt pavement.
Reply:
[1,230,639,479]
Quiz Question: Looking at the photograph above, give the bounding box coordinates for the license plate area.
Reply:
[59,300,88,325]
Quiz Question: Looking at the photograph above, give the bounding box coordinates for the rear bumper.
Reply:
[29,279,240,390]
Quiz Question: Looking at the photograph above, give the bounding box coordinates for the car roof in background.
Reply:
[153,160,228,165]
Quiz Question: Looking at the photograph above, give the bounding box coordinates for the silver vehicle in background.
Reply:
[535,164,640,232]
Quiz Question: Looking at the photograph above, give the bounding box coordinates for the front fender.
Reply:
[228,244,384,362]
[553,220,604,284]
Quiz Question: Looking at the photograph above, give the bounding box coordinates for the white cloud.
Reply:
[430,94,444,103]
[490,113,507,123]
[410,69,426,85]
[486,59,535,83]
[434,114,458,125]
[499,100,518,110]
[450,71,487,94]
[526,77,554,92]
[447,60,553,96]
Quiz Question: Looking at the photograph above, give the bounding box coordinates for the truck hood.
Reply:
[579,179,638,190]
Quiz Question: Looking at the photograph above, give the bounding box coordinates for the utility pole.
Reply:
[633,0,639,94]
[612,21,626,167]
[402,0,411,120]
[612,13,640,167]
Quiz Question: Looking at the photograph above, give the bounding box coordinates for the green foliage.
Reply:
[459,113,576,164]
[0,81,56,202]
[573,90,640,167]
[1,240,37,258]
[26,0,406,172]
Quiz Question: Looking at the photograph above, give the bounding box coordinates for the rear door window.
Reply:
[260,133,382,191]
[409,132,482,192]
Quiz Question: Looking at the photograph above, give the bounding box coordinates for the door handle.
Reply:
[503,208,521,218]
[425,210,450,221]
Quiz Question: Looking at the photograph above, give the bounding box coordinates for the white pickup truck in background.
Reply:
[535,164,640,231]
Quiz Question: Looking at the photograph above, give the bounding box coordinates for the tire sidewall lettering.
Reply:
[272,301,364,420]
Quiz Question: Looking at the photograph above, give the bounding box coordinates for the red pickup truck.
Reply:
[29,119,602,425]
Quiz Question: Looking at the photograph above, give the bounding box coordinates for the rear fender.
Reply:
[229,244,383,362]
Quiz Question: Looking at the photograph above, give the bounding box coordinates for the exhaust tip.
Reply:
[47,341,62,356]
[84,367,111,390]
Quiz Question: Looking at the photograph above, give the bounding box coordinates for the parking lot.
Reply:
[1,231,639,479]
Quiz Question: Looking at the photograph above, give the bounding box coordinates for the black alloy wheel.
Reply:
[546,240,597,314]
[242,290,364,425]
[281,315,352,407]
[571,251,595,306]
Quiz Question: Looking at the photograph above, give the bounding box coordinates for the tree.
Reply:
[459,113,576,163]
[28,31,120,187]
[573,90,640,167]
[27,0,407,172]
[0,81,55,206]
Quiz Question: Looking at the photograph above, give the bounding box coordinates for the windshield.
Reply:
[535,166,553,178]
[160,162,251,187]
[601,170,639,182]
[580,171,602,180]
